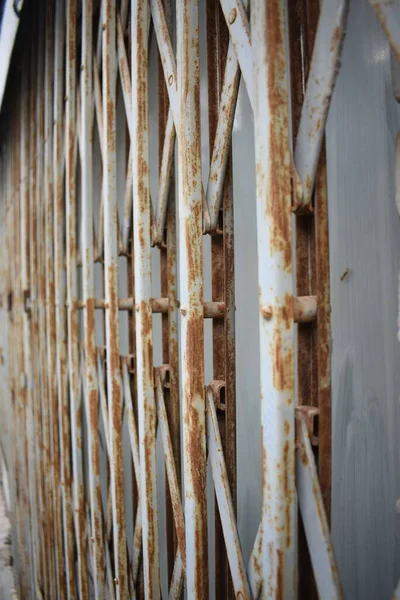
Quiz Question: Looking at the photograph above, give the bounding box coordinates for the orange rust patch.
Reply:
[282,440,292,548]
[265,0,292,272]
[276,548,284,600]
[271,295,294,392]
[330,25,341,53]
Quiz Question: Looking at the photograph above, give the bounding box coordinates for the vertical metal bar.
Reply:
[314,154,332,518]
[29,14,44,590]
[287,4,317,595]
[158,0,181,587]
[13,102,29,598]
[206,3,237,597]
[81,1,105,596]
[21,49,38,598]
[36,3,53,592]
[66,0,88,596]
[44,2,65,596]
[103,1,128,596]
[252,0,296,597]
[131,1,160,596]
[177,1,208,596]
[53,0,76,596]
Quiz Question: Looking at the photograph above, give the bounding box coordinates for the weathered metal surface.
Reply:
[177,1,208,597]
[81,0,105,596]
[132,0,160,596]
[66,0,88,596]
[296,415,343,599]
[103,0,128,597]
[294,0,349,210]
[0,2,346,598]
[206,388,249,599]
[370,0,400,64]
[252,0,297,597]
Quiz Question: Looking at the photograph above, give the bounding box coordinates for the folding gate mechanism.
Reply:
[5,0,397,598]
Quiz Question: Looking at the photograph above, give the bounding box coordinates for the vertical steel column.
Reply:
[252,1,297,597]
[103,1,128,597]
[66,0,88,596]
[53,0,76,596]
[131,1,160,597]
[177,1,208,596]
[81,1,105,596]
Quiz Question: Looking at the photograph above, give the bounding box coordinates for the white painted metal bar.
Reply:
[370,0,400,64]
[247,523,262,599]
[219,0,253,108]
[206,388,250,599]
[252,0,297,597]
[296,418,343,599]
[294,0,349,209]
[169,549,184,600]
[103,0,128,596]
[66,0,88,596]
[20,57,38,598]
[176,1,208,596]
[155,372,186,568]
[44,0,65,594]
[131,0,160,595]
[150,0,179,123]
[53,2,76,591]
[81,0,105,596]
[36,6,52,592]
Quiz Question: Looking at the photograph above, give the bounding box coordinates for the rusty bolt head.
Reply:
[228,8,237,24]
[114,578,119,585]
[180,307,187,316]
[102,22,106,31]
[261,305,273,320]
[168,74,174,86]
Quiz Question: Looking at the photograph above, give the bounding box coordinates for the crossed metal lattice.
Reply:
[0,0,356,598]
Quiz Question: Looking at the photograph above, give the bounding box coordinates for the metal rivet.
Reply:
[261,305,273,320]
[102,22,106,31]
[228,8,237,24]
[180,307,187,316]
[168,74,174,86]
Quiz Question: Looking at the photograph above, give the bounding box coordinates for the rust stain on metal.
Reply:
[271,293,294,393]
[263,0,292,271]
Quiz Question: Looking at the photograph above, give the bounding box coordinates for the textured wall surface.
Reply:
[327,1,400,598]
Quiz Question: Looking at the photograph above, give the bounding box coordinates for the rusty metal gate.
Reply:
[1,0,398,598]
